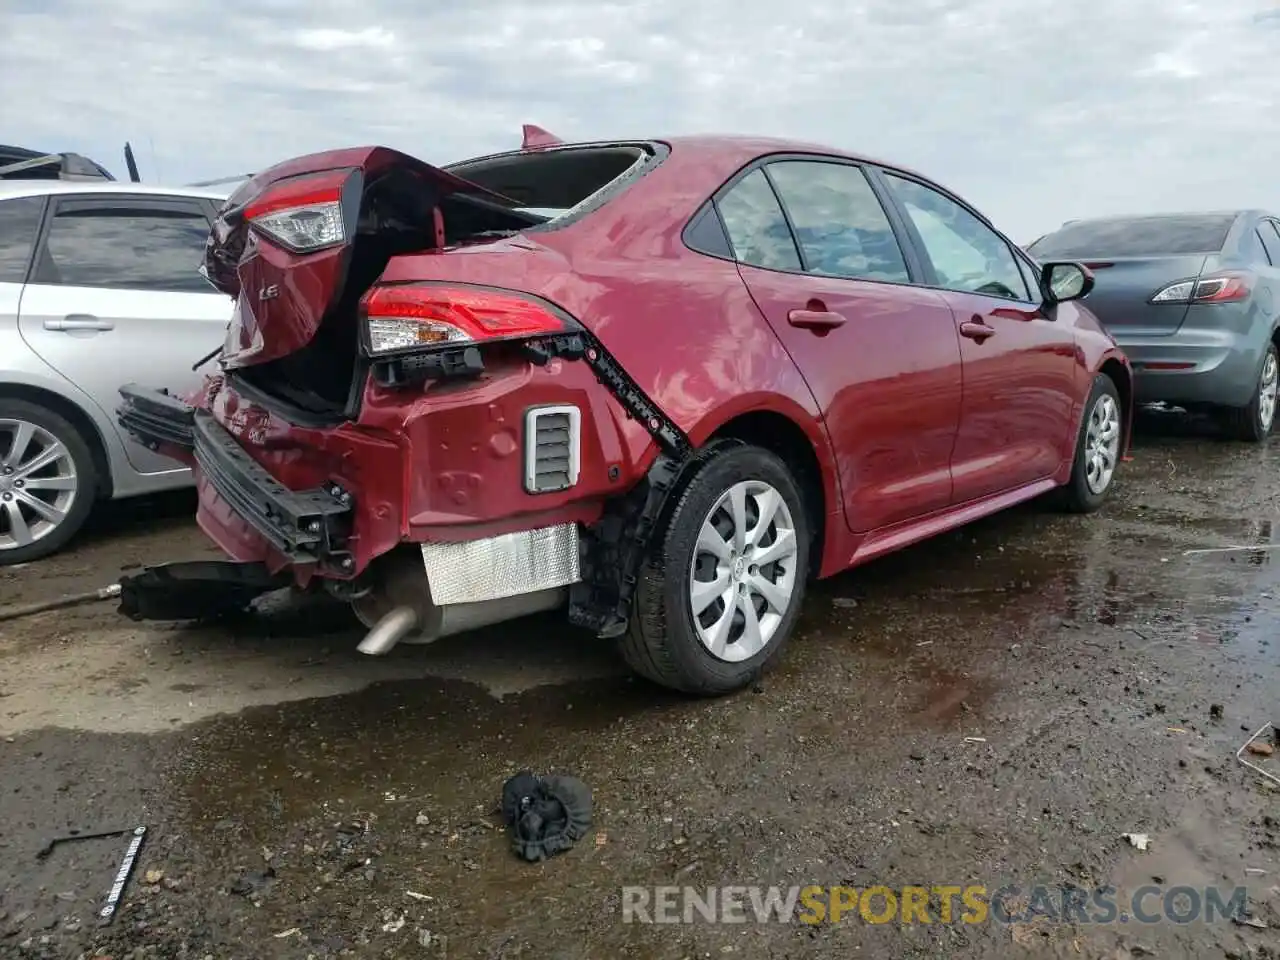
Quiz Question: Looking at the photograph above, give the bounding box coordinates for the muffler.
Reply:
[349,547,568,656]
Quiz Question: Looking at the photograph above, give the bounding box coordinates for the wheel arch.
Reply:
[0,381,113,498]
[698,401,837,574]
[1098,352,1133,454]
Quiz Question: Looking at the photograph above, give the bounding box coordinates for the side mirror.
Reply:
[1040,261,1095,304]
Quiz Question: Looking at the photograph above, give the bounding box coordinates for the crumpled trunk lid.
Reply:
[204,146,515,370]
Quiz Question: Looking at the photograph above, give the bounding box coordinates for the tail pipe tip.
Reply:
[357,605,420,656]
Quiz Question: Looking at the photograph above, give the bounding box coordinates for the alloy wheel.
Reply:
[1084,394,1121,495]
[688,479,799,662]
[0,419,79,552]
[1259,350,1278,432]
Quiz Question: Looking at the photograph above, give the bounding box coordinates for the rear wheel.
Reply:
[0,399,97,565]
[1218,342,1278,443]
[1056,373,1122,514]
[618,444,811,696]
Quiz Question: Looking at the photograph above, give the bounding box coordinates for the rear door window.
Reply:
[765,160,910,283]
[1029,214,1238,258]
[1259,220,1280,266]
[0,196,45,283]
[882,174,1030,301]
[34,199,212,293]
[715,169,802,272]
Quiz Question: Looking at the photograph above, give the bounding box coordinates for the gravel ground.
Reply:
[2,411,1280,959]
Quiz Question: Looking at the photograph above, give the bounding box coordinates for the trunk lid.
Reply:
[1060,255,1213,337]
[204,146,525,370]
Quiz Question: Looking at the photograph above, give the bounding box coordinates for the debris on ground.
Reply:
[1122,832,1151,851]
[501,770,592,862]
[1210,704,1225,720]
[229,866,276,897]
[1237,723,1280,785]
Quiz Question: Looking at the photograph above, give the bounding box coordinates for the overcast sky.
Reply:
[3,0,1277,241]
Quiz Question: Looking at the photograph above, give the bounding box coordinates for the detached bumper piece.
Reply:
[117,383,196,452]
[192,411,354,570]
[118,560,288,621]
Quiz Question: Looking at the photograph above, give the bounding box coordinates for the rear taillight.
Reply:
[361,284,566,356]
[1150,272,1252,304]
[244,169,350,253]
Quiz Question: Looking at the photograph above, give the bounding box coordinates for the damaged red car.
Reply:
[116,130,1131,695]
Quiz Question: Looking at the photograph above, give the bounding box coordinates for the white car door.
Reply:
[17,194,231,476]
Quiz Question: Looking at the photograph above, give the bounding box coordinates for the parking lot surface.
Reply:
[2,412,1280,959]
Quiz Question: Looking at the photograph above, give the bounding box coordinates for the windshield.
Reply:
[1029,214,1238,258]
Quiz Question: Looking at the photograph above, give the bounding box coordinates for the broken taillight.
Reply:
[1150,272,1253,304]
[244,169,352,254]
[360,283,566,356]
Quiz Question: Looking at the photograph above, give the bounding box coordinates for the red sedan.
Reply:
[117,130,1131,696]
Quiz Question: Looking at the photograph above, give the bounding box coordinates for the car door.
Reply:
[877,171,1078,502]
[17,194,230,476]
[715,158,963,533]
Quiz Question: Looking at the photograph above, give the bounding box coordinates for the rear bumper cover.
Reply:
[1116,327,1264,408]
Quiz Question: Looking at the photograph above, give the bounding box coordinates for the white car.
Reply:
[0,180,231,564]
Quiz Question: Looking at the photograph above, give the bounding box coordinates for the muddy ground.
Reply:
[3,413,1280,959]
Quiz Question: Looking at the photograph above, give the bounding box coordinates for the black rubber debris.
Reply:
[501,770,592,862]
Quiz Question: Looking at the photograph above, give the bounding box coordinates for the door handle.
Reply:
[787,309,847,332]
[959,319,995,343]
[44,314,114,332]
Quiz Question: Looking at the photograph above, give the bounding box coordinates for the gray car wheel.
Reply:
[1221,342,1279,443]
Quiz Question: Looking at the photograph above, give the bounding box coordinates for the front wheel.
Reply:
[1056,373,1123,514]
[618,443,812,696]
[1218,342,1278,443]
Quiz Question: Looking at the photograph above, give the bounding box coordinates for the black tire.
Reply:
[1056,373,1123,514]
[618,443,812,696]
[1218,342,1278,443]
[0,399,98,565]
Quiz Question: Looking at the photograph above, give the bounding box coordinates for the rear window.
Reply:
[1029,214,1238,258]
[0,196,44,283]
[446,144,650,227]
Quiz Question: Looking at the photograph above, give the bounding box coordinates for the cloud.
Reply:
[1,0,1276,239]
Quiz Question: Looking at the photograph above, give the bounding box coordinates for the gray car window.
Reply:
[765,161,910,283]
[883,174,1030,301]
[715,169,802,272]
[0,196,44,284]
[1029,214,1237,258]
[1259,220,1280,266]
[37,206,211,293]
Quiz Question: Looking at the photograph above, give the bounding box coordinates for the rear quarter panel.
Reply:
[377,150,842,534]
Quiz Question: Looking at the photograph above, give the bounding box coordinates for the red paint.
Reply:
[172,134,1130,587]
[521,124,564,149]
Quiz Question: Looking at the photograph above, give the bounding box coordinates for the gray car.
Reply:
[0,180,230,564]
[1027,211,1280,442]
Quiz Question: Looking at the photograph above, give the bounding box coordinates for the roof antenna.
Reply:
[123,142,141,182]
[521,124,563,150]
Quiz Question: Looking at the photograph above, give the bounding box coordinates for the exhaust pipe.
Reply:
[356,605,419,656]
